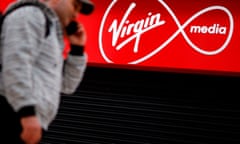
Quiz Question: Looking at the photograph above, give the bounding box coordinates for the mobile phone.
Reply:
[65,21,78,35]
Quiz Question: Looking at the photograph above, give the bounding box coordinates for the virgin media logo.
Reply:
[99,0,234,64]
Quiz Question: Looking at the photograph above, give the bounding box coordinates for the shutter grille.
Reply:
[41,67,240,144]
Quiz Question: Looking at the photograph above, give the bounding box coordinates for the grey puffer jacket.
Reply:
[0,1,87,130]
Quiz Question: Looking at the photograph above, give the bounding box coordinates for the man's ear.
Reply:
[52,0,60,5]
[47,0,62,10]
[48,0,61,6]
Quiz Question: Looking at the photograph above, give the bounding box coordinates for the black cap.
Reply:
[78,0,94,15]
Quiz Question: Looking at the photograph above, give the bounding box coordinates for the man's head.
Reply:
[49,0,94,27]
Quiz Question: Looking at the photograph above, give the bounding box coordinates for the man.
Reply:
[0,0,94,143]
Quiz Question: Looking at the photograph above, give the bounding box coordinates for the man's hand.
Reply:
[68,22,87,46]
[20,116,42,144]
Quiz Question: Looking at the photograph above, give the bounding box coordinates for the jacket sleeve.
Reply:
[1,7,45,112]
[61,45,87,94]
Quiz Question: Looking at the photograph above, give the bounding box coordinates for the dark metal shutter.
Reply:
[41,66,240,144]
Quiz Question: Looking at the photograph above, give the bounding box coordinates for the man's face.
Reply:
[55,0,82,27]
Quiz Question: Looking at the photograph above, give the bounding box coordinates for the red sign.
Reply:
[80,0,240,76]
[0,0,15,12]
[1,0,240,76]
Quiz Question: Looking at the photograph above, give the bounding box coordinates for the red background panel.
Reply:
[1,0,240,76]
